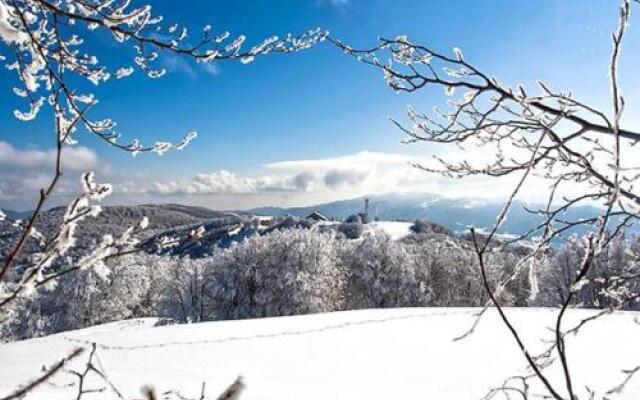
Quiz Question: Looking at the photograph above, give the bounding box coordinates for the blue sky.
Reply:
[1,0,639,210]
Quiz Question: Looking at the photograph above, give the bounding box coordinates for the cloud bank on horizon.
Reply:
[2,127,632,211]
[111,149,599,210]
[0,136,612,211]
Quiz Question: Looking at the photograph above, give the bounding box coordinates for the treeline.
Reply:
[3,226,638,341]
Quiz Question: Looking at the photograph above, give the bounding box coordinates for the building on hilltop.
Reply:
[306,211,329,222]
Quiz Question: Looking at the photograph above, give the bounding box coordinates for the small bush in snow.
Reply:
[339,221,364,239]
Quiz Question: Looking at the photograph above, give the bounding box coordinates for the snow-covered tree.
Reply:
[2,225,541,344]
[2,253,172,340]
[535,232,640,310]
[209,229,346,320]
[343,231,431,308]
[159,257,213,323]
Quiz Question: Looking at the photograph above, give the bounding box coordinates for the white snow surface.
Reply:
[366,221,413,240]
[1,308,639,399]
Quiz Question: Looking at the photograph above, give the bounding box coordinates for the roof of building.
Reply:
[306,211,329,221]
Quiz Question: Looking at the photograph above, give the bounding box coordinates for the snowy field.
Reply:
[1,308,639,400]
[366,221,413,240]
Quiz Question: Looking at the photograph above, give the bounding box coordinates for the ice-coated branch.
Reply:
[0,0,326,155]
[334,0,639,399]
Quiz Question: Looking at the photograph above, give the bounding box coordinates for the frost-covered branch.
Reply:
[141,376,245,400]
[334,0,639,399]
[0,1,327,397]
[0,0,326,154]
[65,343,124,400]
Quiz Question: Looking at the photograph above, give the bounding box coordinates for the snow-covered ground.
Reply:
[366,221,413,240]
[1,308,639,399]
[314,220,413,240]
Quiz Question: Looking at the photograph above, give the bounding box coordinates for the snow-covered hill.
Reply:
[1,308,639,399]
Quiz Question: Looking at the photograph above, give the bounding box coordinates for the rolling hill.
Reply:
[1,308,638,400]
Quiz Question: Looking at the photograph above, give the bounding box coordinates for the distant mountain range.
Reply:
[2,209,33,221]
[249,192,635,236]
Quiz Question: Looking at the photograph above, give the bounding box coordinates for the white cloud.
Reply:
[201,63,220,76]
[268,151,412,170]
[148,151,427,198]
[127,147,606,209]
[161,53,221,79]
[315,0,349,7]
[151,170,316,195]
[324,169,370,189]
[0,141,99,171]
[161,54,198,79]
[265,149,594,203]
[22,173,56,191]
[0,141,105,210]
[267,151,428,194]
